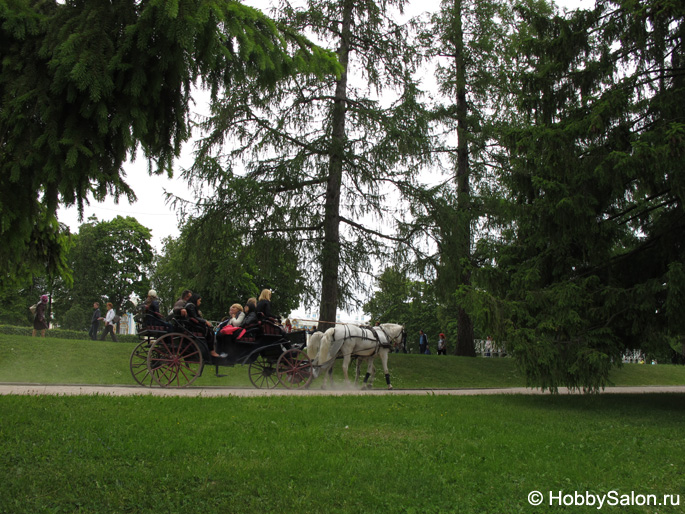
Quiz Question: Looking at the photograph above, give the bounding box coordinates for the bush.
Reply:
[0,324,138,343]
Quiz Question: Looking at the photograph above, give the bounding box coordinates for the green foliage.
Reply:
[463,0,685,391]
[364,266,443,352]
[0,0,340,284]
[150,217,305,320]
[0,324,137,342]
[186,0,431,321]
[52,216,154,329]
[0,277,48,326]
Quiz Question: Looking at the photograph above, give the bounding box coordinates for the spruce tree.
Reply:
[404,0,519,355]
[470,0,685,391]
[0,0,339,285]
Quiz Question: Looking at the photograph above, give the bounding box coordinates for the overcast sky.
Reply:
[56,0,595,251]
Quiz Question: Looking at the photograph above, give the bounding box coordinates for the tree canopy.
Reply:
[149,216,305,321]
[53,216,154,330]
[0,0,340,285]
[182,0,430,329]
[462,0,685,391]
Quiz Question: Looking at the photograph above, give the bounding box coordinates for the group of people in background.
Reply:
[418,330,447,355]
[89,302,118,341]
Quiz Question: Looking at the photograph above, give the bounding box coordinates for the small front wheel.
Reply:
[248,353,279,389]
[276,349,313,389]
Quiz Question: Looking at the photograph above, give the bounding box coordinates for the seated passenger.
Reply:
[242,298,258,327]
[172,289,192,319]
[144,290,172,332]
[256,289,276,320]
[185,294,223,358]
[229,303,245,327]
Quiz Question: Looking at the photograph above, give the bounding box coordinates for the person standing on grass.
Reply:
[89,302,101,340]
[437,333,447,355]
[419,330,428,354]
[100,302,118,342]
[32,295,49,337]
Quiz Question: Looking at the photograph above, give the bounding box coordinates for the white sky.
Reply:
[56,0,593,250]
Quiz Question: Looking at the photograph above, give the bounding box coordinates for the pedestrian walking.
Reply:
[100,302,118,342]
[89,302,101,340]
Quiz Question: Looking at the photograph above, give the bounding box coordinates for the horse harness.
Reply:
[340,324,399,354]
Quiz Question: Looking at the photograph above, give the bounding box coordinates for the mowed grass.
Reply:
[2,334,685,389]
[1,393,684,513]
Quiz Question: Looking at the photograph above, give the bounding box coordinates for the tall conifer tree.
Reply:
[468,0,685,391]
[405,0,519,355]
[188,0,430,326]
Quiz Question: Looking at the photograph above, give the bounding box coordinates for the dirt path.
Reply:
[1,384,685,397]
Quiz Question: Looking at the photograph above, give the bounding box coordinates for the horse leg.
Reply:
[380,349,392,390]
[362,358,375,390]
[341,354,352,387]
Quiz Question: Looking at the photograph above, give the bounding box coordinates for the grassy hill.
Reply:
[2,334,684,389]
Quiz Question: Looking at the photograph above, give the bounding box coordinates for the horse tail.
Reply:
[307,331,323,361]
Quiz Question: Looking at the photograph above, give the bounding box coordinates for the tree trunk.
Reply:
[453,0,476,356]
[317,1,352,333]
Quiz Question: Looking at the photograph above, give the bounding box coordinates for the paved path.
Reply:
[1,384,684,397]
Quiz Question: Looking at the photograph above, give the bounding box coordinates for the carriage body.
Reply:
[129,317,312,389]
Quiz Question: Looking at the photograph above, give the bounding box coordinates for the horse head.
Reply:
[379,323,405,347]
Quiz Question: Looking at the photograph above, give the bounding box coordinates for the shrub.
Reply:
[0,324,138,343]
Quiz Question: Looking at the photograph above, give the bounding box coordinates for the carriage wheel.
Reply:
[277,348,313,389]
[248,353,280,389]
[129,340,157,387]
[147,333,203,388]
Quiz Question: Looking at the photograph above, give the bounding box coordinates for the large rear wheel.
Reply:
[248,353,280,389]
[277,348,313,389]
[147,333,203,387]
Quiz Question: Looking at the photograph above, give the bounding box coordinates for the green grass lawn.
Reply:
[1,334,685,389]
[1,393,683,513]
[2,335,684,513]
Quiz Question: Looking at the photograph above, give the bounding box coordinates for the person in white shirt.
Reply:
[99,302,118,342]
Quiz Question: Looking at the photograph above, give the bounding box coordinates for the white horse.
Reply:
[307,331,334,388]
[307,330,375,389]
[315,323,404,390]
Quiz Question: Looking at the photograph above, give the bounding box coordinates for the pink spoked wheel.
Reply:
[276,348,313,389]
[147,333,204,388]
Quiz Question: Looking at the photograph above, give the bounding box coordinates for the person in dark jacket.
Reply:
[89,302,101,340]
[144,290,172,331]
[32,295,49,337]
[185,294,222,358]
[242,298,258,327]
[256,289,275,320]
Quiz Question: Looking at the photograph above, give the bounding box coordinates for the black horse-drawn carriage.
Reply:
[129,316,313,389]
